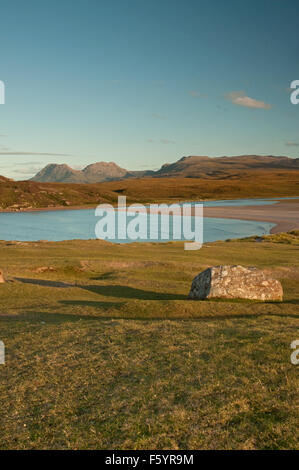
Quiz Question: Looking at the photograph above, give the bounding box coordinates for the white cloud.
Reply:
[226,91,271,109]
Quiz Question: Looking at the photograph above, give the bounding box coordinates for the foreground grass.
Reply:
[0,238,298,449]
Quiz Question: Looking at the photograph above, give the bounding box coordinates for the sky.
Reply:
[0,0,298,179]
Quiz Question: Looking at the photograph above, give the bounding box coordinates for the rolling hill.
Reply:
[0,168,298,211]
[155,155,299,178]
[30,155,299,183]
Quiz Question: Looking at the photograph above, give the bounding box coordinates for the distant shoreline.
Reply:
[0,204,96,214]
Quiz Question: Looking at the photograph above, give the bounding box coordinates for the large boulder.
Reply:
[188,265,283,301]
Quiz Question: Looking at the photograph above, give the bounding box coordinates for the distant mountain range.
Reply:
[30,155,299,183]
[30,162,154,183]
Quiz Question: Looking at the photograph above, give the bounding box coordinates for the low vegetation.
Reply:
[0,237,298,449]
[236,230,299,245]
[1,169,299,210]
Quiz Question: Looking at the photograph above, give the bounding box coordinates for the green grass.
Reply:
[0,237,298,449]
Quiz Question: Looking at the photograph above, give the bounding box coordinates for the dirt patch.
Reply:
[34,266,56,273]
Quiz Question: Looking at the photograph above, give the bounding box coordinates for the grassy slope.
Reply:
[99,170,299,203]
[1,169,299,210]
[0,235,298,449]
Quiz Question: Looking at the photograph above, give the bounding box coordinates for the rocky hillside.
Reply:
[155,155,299,178]
[31,161,155,183]
[31,164,83,183]
[31,155,299,183]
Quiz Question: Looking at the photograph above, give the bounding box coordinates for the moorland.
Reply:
[0,233,299,449]
[1,169,299,211]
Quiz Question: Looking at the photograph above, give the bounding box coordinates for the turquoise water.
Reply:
[200,198,278,207]
[195,197,299,207]
[0,199,276,242]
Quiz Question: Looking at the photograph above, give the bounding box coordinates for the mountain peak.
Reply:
[31,161,130,183]
[30,155,299,183]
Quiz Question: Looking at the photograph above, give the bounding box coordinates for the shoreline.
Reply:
[0,198,298,237]
[202,199,299,234]
[0,195,298,214]
[0,204,96,214]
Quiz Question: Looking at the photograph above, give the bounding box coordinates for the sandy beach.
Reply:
[203,199,299,234]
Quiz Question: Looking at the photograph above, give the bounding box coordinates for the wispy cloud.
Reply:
[285,141,299,147]
[13,166,43,175]
[226,91,271,109]
[0,151,70,156]
[0,161,44,172]
[15,161,44,165]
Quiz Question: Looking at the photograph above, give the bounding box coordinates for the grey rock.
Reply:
[188,265,283,301]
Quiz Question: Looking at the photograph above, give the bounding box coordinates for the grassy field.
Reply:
[1,169,299,210]
[0,234,298,449]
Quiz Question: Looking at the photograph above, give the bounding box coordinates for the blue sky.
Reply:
[0,0,298,179]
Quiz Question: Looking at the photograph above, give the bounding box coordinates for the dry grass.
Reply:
[1,169,299,210]
[238,230,299,245]
[99,170,299,203]
[0,237,298,449]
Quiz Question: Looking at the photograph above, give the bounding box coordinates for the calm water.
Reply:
[194,198,277,207]
[0,198,277,243]
[189,197,299,207]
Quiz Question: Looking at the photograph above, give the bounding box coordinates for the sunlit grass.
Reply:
[0,237,298,449]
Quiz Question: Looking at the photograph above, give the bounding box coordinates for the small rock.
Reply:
[188,265,283,301]
[35,266,55,273]
[0,269,5,283]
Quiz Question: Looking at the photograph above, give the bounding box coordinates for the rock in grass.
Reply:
[0,269,5,283]
[188,265,283,301]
